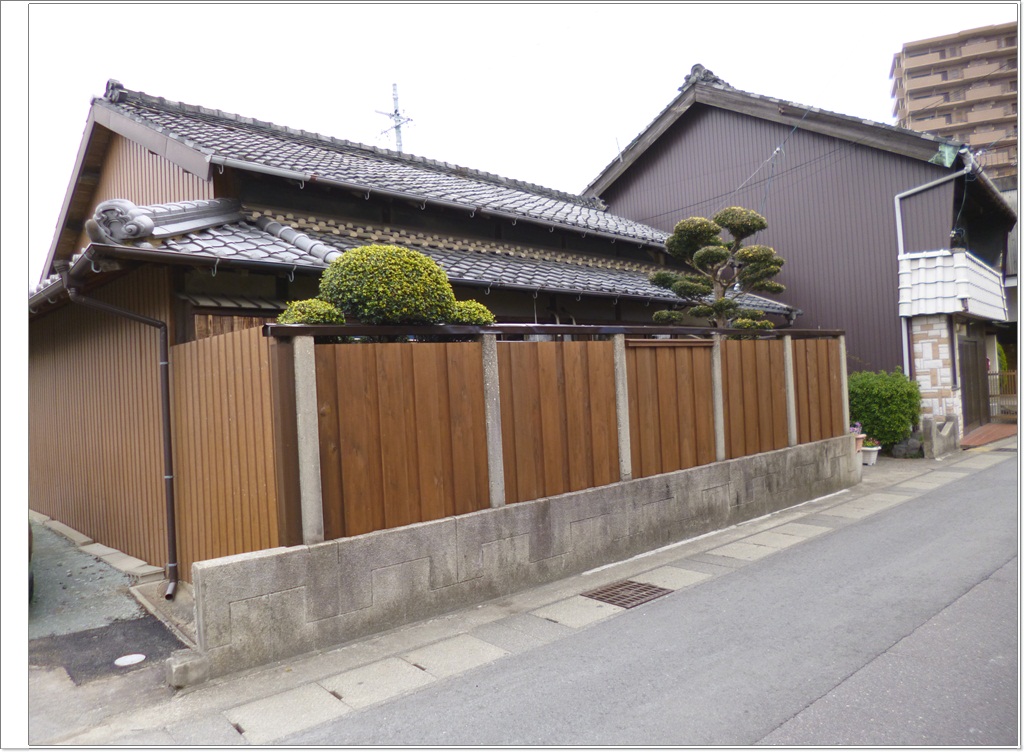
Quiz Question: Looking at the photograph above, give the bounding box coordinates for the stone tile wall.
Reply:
[911,314,963,437]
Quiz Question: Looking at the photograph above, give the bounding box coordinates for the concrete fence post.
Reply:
[711,333,727,462]
[612,334,632,481]
[480,334,506,508]
[839,334,850,430]
[783,335,798,447]
[293,336,325,545]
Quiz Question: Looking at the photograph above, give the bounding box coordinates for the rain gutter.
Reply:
[53,259,180,600]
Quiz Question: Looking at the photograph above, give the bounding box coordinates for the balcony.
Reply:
[898,249,1007,321]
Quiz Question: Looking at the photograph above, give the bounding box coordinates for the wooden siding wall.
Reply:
[75,134,215,254]
[626,341,716,478]
[170,326,280,582]
[721,339,790,458]
[600,105,959,373]
[29,267,173,567]
[792,338,846,443]
[315,343,490,538]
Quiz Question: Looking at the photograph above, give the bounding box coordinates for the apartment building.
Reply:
[891,21,1017,185]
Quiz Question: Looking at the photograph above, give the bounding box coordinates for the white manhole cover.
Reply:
[114,653,147,667]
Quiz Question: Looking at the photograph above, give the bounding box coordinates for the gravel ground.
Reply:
[29,522,145,641]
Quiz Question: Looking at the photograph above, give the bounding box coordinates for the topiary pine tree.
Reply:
[650,207,785,329]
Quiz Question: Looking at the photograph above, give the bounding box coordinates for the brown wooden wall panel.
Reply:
[169,326,280,581]
[626,340,716,478]
[498,341,619,503]
[29,267,174,570]
[793,338,846,444]
[720,339,790,459]
[316,342,490,538]
[75,134,215,254]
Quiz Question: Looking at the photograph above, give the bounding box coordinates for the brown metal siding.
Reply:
[601,105,960,372]
[74,134,215,254]
[29,267,174,568]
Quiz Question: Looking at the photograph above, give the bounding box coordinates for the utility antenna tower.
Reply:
[376,83,412,153]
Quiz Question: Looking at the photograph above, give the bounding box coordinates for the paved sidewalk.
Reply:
[28,437,1018,745]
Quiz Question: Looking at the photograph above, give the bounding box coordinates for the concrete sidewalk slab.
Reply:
[743,531,805,549]
[224,683,350,745]
[708,541,777,561]
[771,522,832,538]
[318,657,435,709]
[402,634,509,679]
[631,566,711,590]
[469,613,574,653]
[532,595,624,628]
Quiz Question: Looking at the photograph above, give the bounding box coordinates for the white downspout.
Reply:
[893,148,973,377]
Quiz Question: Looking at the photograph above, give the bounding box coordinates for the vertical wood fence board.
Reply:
[625,347,643,478]
[537,342,570,497]
[587,341,619,488]
[564,342,595,491]
[769,341,789,449]
[828,339,845,437]
[315,346,346,540]
[739,340,761,457]
[676,347,698,470]
[656,347,682,472]
[635,346,662,477]
[794,341,811,444]
[411,345,448,522]
[446,343,489,516]
[497,343,519,504]
[691,346,716,466]
[754,340,775,454]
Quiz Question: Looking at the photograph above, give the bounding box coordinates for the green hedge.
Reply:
[276,298,345,325]
[319,244,456,324]
[449,299,496,325]
[848,369,921,448]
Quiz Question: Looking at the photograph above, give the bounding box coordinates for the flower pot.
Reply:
[861,446,881,465]
[854,433,867,452]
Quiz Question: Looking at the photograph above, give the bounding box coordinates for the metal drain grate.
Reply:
[581,580,673,609]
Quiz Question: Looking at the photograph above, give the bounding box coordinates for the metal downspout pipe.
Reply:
[54,261,180,600]
[893,147,973,377]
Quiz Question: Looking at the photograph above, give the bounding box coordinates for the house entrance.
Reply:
[958,322,991,432]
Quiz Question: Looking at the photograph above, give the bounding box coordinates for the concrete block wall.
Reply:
[186,435,859,683]
[911,314,963,437]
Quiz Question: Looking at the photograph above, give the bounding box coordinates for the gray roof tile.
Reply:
[97,82,668,245]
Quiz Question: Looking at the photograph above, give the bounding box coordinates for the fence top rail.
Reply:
[262,323,846,340]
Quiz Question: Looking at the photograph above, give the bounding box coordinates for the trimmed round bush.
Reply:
[319,244,456,324]
[713,206,767,241]
[848,369,921,448]
[449,299,496,325]
[276,298,345,325]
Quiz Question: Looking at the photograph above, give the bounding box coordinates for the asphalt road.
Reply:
[284,457,1019,746]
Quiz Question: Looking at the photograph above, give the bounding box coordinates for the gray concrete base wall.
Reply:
[186,436,858,683]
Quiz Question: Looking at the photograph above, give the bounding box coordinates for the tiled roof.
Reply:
[97,81,668,245]
[31,198,797,317]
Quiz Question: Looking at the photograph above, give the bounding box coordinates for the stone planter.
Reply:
[861,446,881,465]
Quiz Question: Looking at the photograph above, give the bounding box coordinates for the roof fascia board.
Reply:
[695,87,950,162]
[585,84,961,198]
[38,110,101,284]
[92,102,213,181]
[584,87,698,197]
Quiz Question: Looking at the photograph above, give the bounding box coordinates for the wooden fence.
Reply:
[170,326,282,580]
[314,342,490,538]
[158,325,848,578]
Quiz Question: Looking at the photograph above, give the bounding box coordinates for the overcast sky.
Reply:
[5,1,1019,290]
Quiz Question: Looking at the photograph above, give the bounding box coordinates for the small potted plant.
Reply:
[850,422,867,452]
[861,437,881,465]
